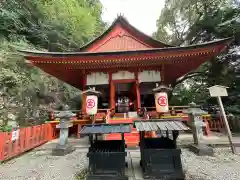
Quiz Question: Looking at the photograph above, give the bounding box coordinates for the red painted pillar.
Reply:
[134,72,141,110]
[160,65,165,83]
[203,116,211,136]
[82,73,87,113]
[109,73,115,110]
[135,82,141,110]
[76,124,81,139]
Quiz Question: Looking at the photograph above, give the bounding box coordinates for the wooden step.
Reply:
[105,132,139,147]
[106,117,141,147]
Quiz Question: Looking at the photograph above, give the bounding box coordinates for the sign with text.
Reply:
[11,129,20,141]
[155,92,169,113]
[86,95,98,115]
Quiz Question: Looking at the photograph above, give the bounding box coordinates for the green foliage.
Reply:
[0,0,106,126]
[36,0,105,51]
[75,168,88,180]
[0,0,106,51]
[170,77,210,105]
[155,0,240,117]
[154,0,231,45]
[0,124,12,132]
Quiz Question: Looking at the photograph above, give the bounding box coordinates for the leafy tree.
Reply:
[0,0,106,51]
[0,0,106,128]
[155,0,240,117]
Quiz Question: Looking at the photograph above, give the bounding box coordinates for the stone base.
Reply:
[87,175,128,180]
[52,144,76,156]
[234,143,240,154]
[189,144,214,156]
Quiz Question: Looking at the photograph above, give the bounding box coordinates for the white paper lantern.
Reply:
[155,92,169,113]
[86,95,98,115]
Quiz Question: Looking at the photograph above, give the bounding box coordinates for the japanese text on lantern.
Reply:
[86,99,95,109]
[86,95,98,115]
[158,96,167,106]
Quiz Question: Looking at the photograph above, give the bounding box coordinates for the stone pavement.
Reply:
[1,133,240,180]
[177,132,240,147]
[126,151,144,180]
[0,138,89,180]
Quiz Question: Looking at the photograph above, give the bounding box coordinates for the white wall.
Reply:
[112,71,135,80]
[138,70,161,83]
[86,70,161,85]
[86,72,109,85]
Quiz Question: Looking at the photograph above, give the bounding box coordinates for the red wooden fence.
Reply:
[0,123,54,162]
[0,115,236,162]
[204,115,238,132]
[208,117,225,131]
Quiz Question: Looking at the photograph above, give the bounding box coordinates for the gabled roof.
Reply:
[78,15,173,52]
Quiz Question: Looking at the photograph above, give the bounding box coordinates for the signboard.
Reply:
[11,129,20,141]
[86,95,98,115]
[155,92,169,113]
[208,85,228,97]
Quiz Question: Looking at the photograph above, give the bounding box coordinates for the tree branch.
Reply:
[171,71,206,88]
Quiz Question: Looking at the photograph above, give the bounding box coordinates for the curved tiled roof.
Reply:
[18,37,232,57]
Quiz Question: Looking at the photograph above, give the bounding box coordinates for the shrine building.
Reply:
[20,16,232,117]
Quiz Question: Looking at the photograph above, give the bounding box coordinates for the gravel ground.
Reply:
[0,148,88,180]
[183,148,240,180]
[1,142,240,180]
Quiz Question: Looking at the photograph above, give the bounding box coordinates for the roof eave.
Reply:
[18,37,233,58]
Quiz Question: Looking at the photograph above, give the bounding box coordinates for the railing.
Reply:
[0,123,53,162]
[0,111,236,162]
[207,116,225,131]
[199,115,240,135]
[49,109,109,121]
[145,106,191,111]
[105,109,111,123]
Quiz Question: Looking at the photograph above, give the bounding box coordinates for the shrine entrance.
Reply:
[110,79,140,114]
[115,83,135,113]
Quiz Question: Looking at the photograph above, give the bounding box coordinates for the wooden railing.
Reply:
[0,123,54,162]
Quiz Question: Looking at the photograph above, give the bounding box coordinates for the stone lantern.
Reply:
[186,102,214,156]
[52,105,75,156]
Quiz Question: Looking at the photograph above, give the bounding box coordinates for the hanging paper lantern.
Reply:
[155,92,169,113]
[86,95,98,115]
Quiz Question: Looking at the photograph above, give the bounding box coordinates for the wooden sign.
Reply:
[208,85,228,97]
[11,129,20,141]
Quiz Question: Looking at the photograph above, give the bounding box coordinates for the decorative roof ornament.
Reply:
[116,13,128,22]
[152,84,172,92]
[81,87,102,97]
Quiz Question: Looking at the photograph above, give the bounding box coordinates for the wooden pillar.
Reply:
[135,72,141,110]
[82,73,87,113]
[109,73,115,110]
[76,124,81,139]
[160,65,165,84]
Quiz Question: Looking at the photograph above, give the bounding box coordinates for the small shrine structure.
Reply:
[19,16,232,145]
